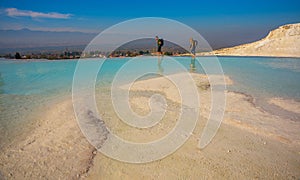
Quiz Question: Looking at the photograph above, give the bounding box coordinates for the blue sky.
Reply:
[0,0,299,32]
[0,0,299,48]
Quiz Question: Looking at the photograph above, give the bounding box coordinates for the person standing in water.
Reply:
[155,36,164,56]
[189,38,198,57]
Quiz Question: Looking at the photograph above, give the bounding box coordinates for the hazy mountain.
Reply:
[0,28,97,54]
[0,29,188,54]
[114,38,188,53]
[0,26,287,55]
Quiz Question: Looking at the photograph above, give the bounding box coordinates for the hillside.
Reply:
[0,29,96,54]
[211,23,300,57]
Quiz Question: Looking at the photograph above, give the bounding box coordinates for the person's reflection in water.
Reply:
[189,38,198,73]
[157,56,164,75]
[190,56,196,73]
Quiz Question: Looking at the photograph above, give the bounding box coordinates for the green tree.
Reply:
[15,52,21,59]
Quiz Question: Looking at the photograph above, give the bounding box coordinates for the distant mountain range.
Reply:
[0,28,96,54]
[114,38,188,53]
[0,29,188,54]
[0,26,293,56]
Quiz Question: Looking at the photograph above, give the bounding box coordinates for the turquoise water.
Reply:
[175,56,300,100]
[1,57,300,98]
[0,56,300,148]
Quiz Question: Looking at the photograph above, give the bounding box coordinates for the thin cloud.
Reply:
[5,8,72,19]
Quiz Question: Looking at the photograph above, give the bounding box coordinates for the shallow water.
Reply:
[0,56,299,148]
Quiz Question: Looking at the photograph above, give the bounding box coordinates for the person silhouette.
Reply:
[155,36,164,56]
